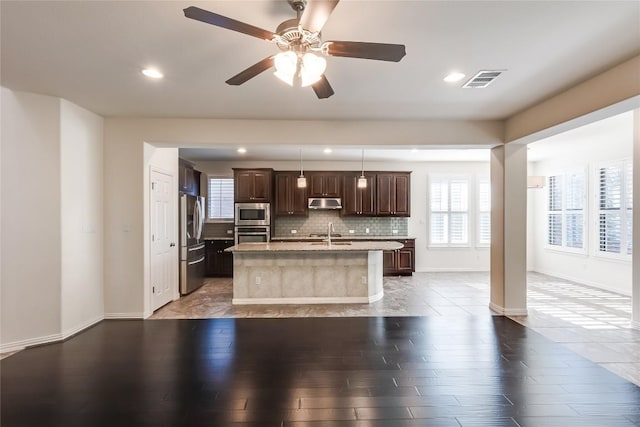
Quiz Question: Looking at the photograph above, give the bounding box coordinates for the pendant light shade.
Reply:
[297,149,307,188]
[357,149,367,188]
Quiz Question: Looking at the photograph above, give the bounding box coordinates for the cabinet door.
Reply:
[342,174,359,216]
[275,172,307,216]
[192,170,202,196]
[274,173,292,216]
[308,173,342,197]
[234,171,254,202]
[382,250,397,275]
[376,174,394,216]
[342,174,375,216]
[323,173,342,197]
[393,173,410,216]
[252,170,271,202]
[396,248,414,273]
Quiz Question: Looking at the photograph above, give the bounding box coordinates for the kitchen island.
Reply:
[226,241,403,304]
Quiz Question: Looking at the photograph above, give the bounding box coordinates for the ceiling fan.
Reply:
[183,0,406,99]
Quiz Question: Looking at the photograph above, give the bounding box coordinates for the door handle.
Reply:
[170,242,176,247]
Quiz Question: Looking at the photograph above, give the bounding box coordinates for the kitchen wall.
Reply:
[274,211,407,237]
[195,160,490,272]
[1,88,104,351]
[528,111,634,295]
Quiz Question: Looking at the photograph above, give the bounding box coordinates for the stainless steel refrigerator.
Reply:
[179,194,205,295]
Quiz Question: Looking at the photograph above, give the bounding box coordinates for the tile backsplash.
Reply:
[204,222,234,238]
[274,211,408,237]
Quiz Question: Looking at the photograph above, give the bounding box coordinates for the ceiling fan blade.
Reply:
[324,41,406,62]
[299,0,340,33]
[312,75,334,99]
[225,56,275,86]
[183,6,275,41]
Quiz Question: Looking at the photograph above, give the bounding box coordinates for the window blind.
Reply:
[546,172,585,250]
[625,161,633,255]
[207,177,234,220]
[598,162,631,254]
[547,175,563,246]
[478,179,491,245]
[429,177,469,245]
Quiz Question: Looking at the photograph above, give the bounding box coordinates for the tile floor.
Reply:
[152,271,640,385]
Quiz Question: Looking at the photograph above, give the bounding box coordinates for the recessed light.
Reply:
[142,68,164,79]
[323,148,332,154]
[443,71,465,83]
[237,148,247,154]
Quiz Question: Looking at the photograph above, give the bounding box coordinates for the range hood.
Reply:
[308,198,342,210]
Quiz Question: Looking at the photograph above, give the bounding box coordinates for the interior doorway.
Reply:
[150,168,176,311]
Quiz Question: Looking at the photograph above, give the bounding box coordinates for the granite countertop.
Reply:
[226,241,403,252]
[271,235,415,241]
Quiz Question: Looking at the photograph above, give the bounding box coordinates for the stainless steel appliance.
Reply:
[235,203,270,226]
[308,197,342,210]
[180,194,205,295]
[234,226,270,245]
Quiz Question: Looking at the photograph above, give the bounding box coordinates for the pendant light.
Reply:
[357,149,367,189]
[297,149,307,188]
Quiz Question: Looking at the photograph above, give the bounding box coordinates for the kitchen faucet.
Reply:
[327,222,335,245]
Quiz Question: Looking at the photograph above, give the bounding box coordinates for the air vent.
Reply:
[462,70,504,88]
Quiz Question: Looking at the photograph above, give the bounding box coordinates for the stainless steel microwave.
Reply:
[235,203,270,226]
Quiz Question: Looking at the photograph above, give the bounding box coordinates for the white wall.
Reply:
[60,100,104,336]
[196,159,490,273]
[528,112,634,295]
[1,89,62,349]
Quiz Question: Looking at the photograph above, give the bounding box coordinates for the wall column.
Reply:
[633,109,640,329]
[490,144,528,316]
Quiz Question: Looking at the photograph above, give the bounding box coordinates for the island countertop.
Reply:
[226,241,403,252]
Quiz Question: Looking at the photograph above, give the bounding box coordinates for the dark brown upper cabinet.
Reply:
[342,173,376,216]
[233,168,272,203]
[307,172,342,198]
[179,158,201,196]
[376,172,411,217]
[274,171,308,216]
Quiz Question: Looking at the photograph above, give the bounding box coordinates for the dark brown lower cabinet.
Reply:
[206,239,234,277]
[383,239,415,276]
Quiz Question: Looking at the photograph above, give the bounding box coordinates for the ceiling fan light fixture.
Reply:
[273,51,326,87]
[300,52,326,87]
[274,51,298,86]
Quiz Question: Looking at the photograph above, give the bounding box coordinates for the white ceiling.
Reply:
[2,0,639,123]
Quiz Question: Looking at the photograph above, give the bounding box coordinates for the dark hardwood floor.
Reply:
[2,316,639,426]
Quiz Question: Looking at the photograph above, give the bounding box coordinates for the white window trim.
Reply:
[593,159,632,261]
[428,174,472,248]
[544,169,588,255]
[206,175,234,223]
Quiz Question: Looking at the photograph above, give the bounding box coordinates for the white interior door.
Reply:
[151,169,176,311]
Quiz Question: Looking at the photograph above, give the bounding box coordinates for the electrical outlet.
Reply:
[226,229,233,235]
[349,230,355,234]
[255,276,261,285]
[291,229,297,234]
[365,228,370,234]
[392,229,398,234]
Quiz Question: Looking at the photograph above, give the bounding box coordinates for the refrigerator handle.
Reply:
[195,198,204,240]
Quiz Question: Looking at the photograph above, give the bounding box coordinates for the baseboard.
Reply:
[103,312,146,319]
[531,268,631,297]
[1,332,63,353]
[1,315,105,353]
[489,302,527,316]
[233,293,383,305]
[61,315,103,340]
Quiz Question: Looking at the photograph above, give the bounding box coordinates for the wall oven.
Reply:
[235,203,270,226]
[235,226,270,245]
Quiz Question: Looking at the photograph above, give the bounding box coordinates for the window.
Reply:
[207,177,234,221]
[546,172,586,251]
[478,178,491,246]
[429,177,469,246]
[597,160,632,256]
